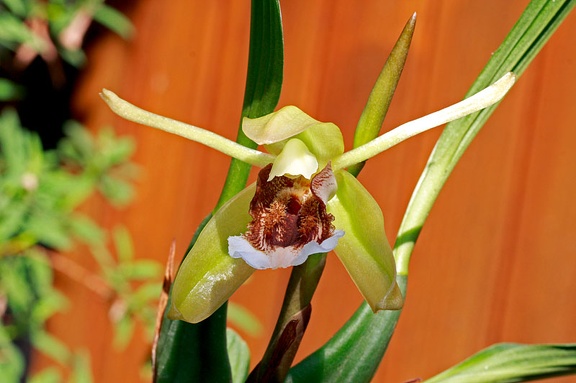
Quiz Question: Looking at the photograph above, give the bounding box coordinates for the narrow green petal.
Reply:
[242,105,344,163]
[327,170,403,311]
[168,184,256,323]
[333,72,516,170]
[100,89,274,167]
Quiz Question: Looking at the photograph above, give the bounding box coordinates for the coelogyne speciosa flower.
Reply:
[228,160,343,270]
[101,72,515,323]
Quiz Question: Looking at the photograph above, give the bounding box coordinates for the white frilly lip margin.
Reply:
[228,230,345,270]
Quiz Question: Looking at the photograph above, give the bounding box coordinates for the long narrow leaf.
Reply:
[396,0,576,274]
[424,343,576,383]
[216,0,284,208]
[153,1,283,381]
[287,1,575,382]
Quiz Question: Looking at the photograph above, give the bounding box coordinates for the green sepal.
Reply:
[242,106,344,165]
[169,184,256,323]
[328,170,403,311]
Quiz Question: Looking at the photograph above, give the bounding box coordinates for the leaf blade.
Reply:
[287,2,576,382]
[153,0,284,381]
[425,343,576,383]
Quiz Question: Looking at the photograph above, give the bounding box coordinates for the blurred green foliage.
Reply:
[0,107,161,381]
[0,0,133,68]
[0,110,136,254]
[0,1,162,382]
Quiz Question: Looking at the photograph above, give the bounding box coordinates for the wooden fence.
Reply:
[38,1,576,381]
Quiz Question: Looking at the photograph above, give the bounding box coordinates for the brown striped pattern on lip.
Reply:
[244,163,336,254]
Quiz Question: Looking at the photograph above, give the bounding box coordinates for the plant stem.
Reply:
[249,253,326,382]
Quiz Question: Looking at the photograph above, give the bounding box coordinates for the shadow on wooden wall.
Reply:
[39,1,576,382]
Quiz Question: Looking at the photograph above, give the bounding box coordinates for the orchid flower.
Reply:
[101,72,515,323]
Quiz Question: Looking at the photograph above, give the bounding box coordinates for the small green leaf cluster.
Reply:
[0,0,133,68]
[0,109,160,382]
[91,226,162,350]
[0,109,136,254]
[0,2,165,382]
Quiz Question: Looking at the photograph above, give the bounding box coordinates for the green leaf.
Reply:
[131,282,164,304]
[29,368,62,383]
[0,201,28,245]
[93,5,134,40]
[27,209,72,250]
[99,174,135,205]
[0,325,25,383]
[155,303,230,383]
[1,0,28,17]
[425,343,576,383]
[288,1,575,382]
[58,121,94,164]
[227,328,251,383]
[154,0,284,382]
[113,225,134,262]
[70,350,93,383]
[94,127,136,166]
[117,260,161,280]
[228,302,263,338]
[58,123,137,206]
[0,108,37,176]
[1,265,34,320]
[58,47,86,67]
[0,12,45,50]
[240,0,284,119]
[215,0,284,209]
[68,214,105,246]
[46,2,77,33]
[113,315,135,350]
[32,331,70,365]
[0,78,24,101]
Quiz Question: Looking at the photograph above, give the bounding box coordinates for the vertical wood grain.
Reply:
[38,1,576,381]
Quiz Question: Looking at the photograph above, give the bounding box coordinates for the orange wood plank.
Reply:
[38,1,576,381]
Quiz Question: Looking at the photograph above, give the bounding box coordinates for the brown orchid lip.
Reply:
[243,163,337,253]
